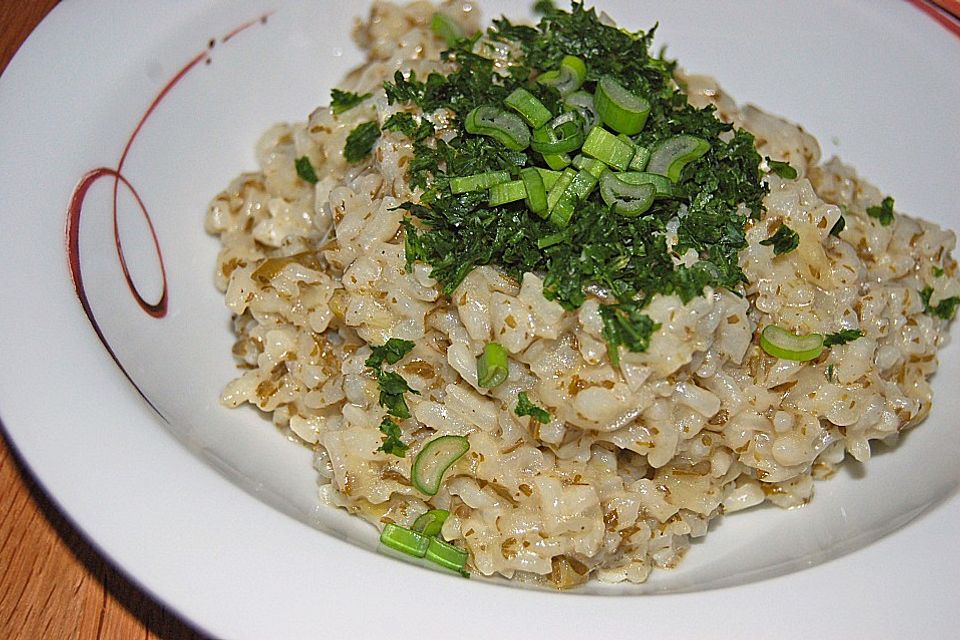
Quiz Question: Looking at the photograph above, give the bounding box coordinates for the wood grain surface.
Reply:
[0,3,208,638]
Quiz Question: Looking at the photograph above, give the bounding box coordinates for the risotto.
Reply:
[205,1,959,587]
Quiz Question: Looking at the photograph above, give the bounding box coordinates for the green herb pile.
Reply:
[372,3,768,359]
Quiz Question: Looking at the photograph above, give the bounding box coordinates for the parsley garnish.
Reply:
[366,338,416,368]
[920,286,960,321]
[823,329,864,347]
[759,224,800,255]
[344,121,381,163]
[365,339,419,421]
[387,3,766,358]
[826,364,835,383]
[376,417,408,457]
[933,266,945,278]
[330,88,371,115]
[599,303,660,366]
[866,196,895,226]
[382,112,435,141]
[515,392,551,423]
[766,158,798,180]
[295,156,318,184]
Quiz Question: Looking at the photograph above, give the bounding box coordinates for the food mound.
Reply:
[205,1,959,587]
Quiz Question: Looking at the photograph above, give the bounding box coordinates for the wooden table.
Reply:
[0,4,206,638]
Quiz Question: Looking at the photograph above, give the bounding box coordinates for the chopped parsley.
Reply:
[386,3,766,358]
[759,224,800,255]
[933,266,945,278]
[331,88,372,115]
[920,286,960,321]
[366,339,419,421]
[515,391,551,423]
[344,121,381,163]
[295,156,318,184]
[377,417,408,457]
[766,158,798,180]
[826,363,835,383]
[366,338,416,368]
[866,196,895,226]
[382,112,435,141]
[823,329,864,347]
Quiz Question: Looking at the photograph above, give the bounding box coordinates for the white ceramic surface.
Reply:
[1,1,958,637]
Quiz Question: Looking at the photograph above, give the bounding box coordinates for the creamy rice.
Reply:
[205,1,959,587]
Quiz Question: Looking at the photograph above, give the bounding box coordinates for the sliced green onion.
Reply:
[571,154,606,179]
[450,170,510,194]
[548,193,576,228]
[567,169,599,201]
[600,172,656,216]
[546,168,577,212]
[505,88,552,128]
[617,135,651,171]
[488,179,527,206]
[477,342,509,388]
[412,509,450,537]
[425,537,469,575]
[521,167,549,216]
[564,91,598,129]
[380,523,430,557]
[581,127,635,171]
[464,106,530,151]
[537,230,568,249]
[542,152,572,170]
[531,112,584,155]
[537,55,587,96]
[647,135,710,182]
[412,435,470,496]
[759,325,825,362]
[430,12,464,46]
[535,168,562,190]
[614,171,673,197]
[594,76,650,135]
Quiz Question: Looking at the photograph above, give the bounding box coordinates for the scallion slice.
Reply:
[617,134,651,171]
[581,126,635,171]
[380,523,430,557]
[537,55,587,96]
[564,91,599,129]
[412,435,470,496]
[464,106,531,151]
[614,171,673,197]
[521,167,549,216]
[759,325,825,362]
[542,152,572,170]
[571,154,607,179]
[505,88,552,128]
[567,169,599,201]
[477,342,509,388]
[600,172,656,216]
[548,193,576,228]
[546,168,577,213]
[488,180,527,206]
[595,75,650,135]
[449,170,510,194]
[412,509,450,537]
[647,135,710,182]
[425,537,470,575]
[531,112,584,155]
[430,12,464,46]
[535,168,562,190]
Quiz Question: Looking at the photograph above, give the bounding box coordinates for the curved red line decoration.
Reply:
[909,0,960,38]
[64,11,274,416]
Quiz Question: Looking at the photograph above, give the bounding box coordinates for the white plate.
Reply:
[1,1,959,637]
